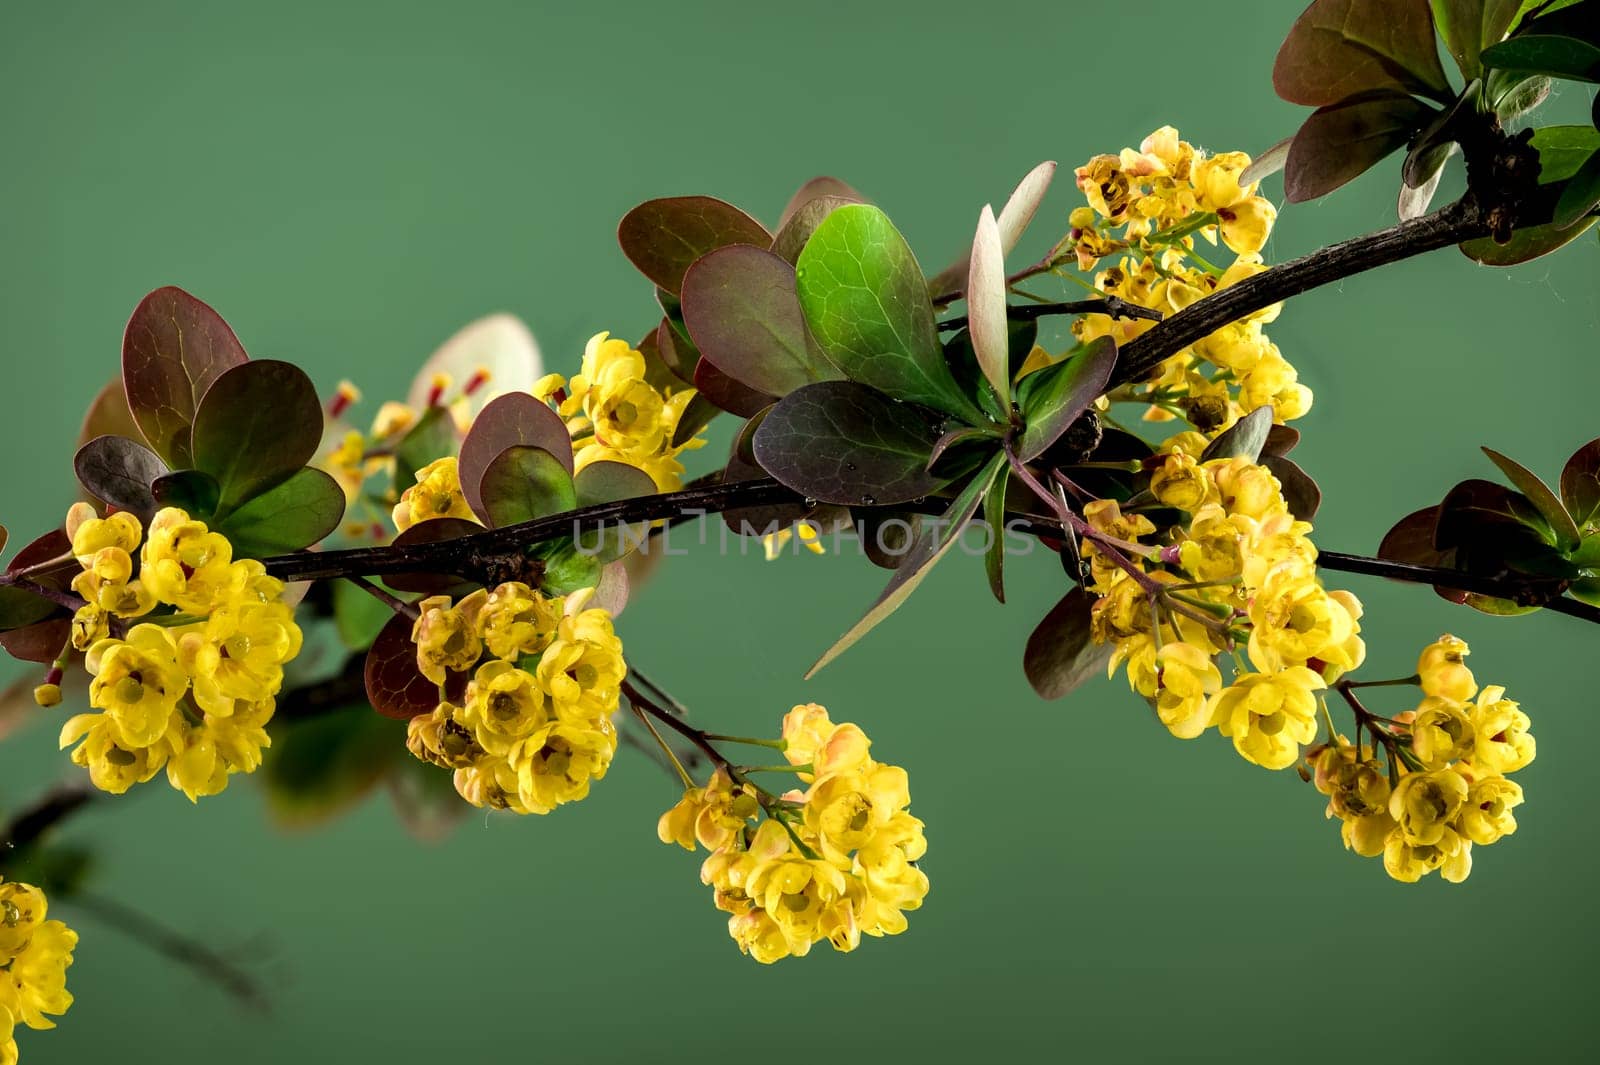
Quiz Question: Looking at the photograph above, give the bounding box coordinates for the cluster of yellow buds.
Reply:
[657,704,928,963]
[0,877,76,1064]
[1309,635,1534,884]
[56,505,302,801]
[534,331,705,491]
[1070,128,1309,432]
[1097,432,1363,772]
[391,456,476,532]
[405,582,626,814]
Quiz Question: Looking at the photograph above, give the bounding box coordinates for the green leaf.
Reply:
[1431,0,1523,78]
[1017,338,1117,462]
[806,452,1006,677]
[0,586,55,632]
[1460,215,1597,263]
[1530,125,1600,182]
[1511,0,1592,31]
[573,460,657,563]
[795,204,983,422]
[617,196,771,296]
[191,360,322,515]
[1483,446,1582,548]
[213,467,345,556]
[478,445,576,529]
[537,541,603,595]
[1023,586,1112,700]
[1553,147,1600,227]
[457,392,573,524]
[752,381,954,506]
[1273,0,1454,106]
[393,406,457,491]
[672,394,721,448]
[680,244,842,397]
[332,579,394,652]
[263,705,403,829]
[1200,406,1275,465]
[73,434,168,518]
[1285,91,1436,202]
[1481,34,1600,82]
[982,469,1009,603]
[121,286,249,467]
[150,469,221,520]
[1492,73,1552,119]
[1560,438,1600,528]
[966,205,1012,411]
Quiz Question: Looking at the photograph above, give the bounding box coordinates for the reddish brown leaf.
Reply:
[457,392,573,523]
[617,196,771,296]
[364,614,466,720]
[121,286,249,467]
[1273,0,1452,106]
[1285,91,1435,202]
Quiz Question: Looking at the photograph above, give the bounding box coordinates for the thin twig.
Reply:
[936,297,1162,334]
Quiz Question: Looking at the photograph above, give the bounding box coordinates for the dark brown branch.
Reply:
[1111,200,1491,387]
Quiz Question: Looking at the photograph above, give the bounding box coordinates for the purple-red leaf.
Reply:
[121,286,249,468]
[1285,91,1435,202]
[364,615,465,720]
[1024,586,1111,700]
[1273,0,1453,106]
[617,196,771,296]
[681,244,842,398]
[458,392,573,524]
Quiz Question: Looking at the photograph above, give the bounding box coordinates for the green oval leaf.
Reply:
[1200,405,1275,463]
[617,196,771,296]
[752,381,954,506]
[777,176,864,232]
[212,467,345,556]
[1285,91,1436,203]
[1273,0,1454,106]
[1482,446,1582,548]
[457,392,572,524]
[121,286,249,467]
[807,452,1007,678]
[1530,124,1600,182]
[572,460,658,563]
[392,406,457,492]
[1481,33,1600,82]
[1018,338,1118,462]
[151,469,221,520]
[1460,215,1598,263]
[73,434,168,518]
[795,204,983,422]
[680,244,842,397]
[478,445,576,529]
[1553,147,1600,228]
[772,194,862,265]
[191,359,322,514]
[1431,0,1522,79]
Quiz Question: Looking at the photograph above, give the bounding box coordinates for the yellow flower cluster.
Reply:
[1070,127,1309,432]
[534,331,705,491]
[0,877,76,1065]
[405,582,625,814]
[1097,435,1364,772]
[58,506,302,801]
[1310,635,1534,884]
[658,704,928,963]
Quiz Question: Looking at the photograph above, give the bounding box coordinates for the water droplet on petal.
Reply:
[844,462,857,472]
[803,497,819,508]
[860,494,877,506]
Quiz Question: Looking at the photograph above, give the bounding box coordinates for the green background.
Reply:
[3,1,1597,1062]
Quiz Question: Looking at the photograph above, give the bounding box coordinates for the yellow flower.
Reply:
[1409,696,1476,769]
[176,597,301,717]
[1075,154,1135,221]
[1149,452,1215,511]
[58,712,170,794]
[140,508,235,613]
[1310,741,1395,853]
[1177,505,1246,583]
[1154,642,1222,739]
[1390,768,1470,847]
[1459,775,1523,845]
[657,768,759,852]
[1469,686,1535,774]
[1246,567,1355,672]
[0,881,48,959]
[69,511,141,561]
[458,660,549,757]
[740,820,849,960]
[392,457,477,532]
[1208,667,1325,770]
[533,608,625,722]
[1108,632,1161,697]
[1216,196,1277,256]
[477,581,562,661]
[410,590,488,686]
[1193,151,1254,212]
[0,898,75,1032]
[370,401,418,441]
[1417,635,1476,702]
[1383,827,1472,884]
[779,703,836,769]
[406,702,482,770]
[510,720,617,814]
[803,762,913,864]
[1206,457,1282,520]
[761,521,827,560]
[83,625,187,748]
